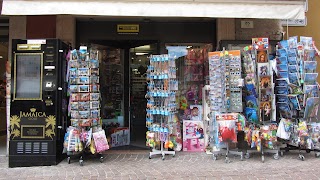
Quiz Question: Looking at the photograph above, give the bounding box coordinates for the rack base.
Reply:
[149,149,175,160]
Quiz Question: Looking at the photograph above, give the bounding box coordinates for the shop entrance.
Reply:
[90,40,158,149]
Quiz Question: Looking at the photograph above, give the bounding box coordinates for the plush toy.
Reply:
[179,96,188,110]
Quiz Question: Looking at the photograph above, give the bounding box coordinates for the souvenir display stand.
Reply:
[146,54,178,160]
[63,47,109,166]
[208,50,245,163]
[242,38,280,163]
[275,36,320,161]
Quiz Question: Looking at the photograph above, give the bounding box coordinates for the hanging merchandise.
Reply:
[63,47,108,166]
[146,54,178,160]
[208,50,245,162]
[240,38,280,162]
[276,36,320,160]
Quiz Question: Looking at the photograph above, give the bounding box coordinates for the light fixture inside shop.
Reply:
[135,52,148,55]
[0,56,3,59]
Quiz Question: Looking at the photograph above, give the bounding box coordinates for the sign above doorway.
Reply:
[117,24,139,34]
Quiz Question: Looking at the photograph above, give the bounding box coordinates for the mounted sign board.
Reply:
[117,24,139,34]
[281,17,307,27]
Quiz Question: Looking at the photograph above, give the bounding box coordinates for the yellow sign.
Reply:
[20,108,47,118]
[117,24,139,33]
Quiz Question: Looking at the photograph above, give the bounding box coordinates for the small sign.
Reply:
[27,39,46,44]
[117,24,139,33]
[281,18,307,27]
[21,125,45,138]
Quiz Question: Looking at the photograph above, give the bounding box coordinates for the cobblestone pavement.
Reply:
[0,150,320,180]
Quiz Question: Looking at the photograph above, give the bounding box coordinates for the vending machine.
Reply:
[9,39,68,167]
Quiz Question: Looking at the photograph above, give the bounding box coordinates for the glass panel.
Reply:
[15,54,42,99]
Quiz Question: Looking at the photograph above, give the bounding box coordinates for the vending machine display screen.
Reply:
[14,53,43,100]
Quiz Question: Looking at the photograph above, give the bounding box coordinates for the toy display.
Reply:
[146,54,178,160]
[183,120,205,152]
[208,50,244,162]
[276,36,320,160]
[63,47,107,166]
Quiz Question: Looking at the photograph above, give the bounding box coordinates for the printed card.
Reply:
[91,68,99,76]
[78,76,89,85]
[256,50,268,63]
[276,86,289,95]
[276,64,288,72]
[277,94,289,103]
[90,93,100,101]
[79,93,90,101]
[69,85,78,93]
[288,94,301,110]
[78,68,90,76]
[258,63,269,76]
[90,101,100,109]
[79,111,90,119]
[70,93,79,102]
[90,59,99,68]
[78,101,90,111]
[78,85,89,92]
[276,56,288,65]
[252,37,269,50]
[70,102,78,110]
[260,88,272,102]
[288,65,298,73]
[304,61,317,73]
[259,76,271,89]
[260,101,272,122]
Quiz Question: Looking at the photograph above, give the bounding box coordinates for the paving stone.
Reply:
[1,152,320,179]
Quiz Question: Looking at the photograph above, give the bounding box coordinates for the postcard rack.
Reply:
[63,47,109,166]
[276,36,320,161]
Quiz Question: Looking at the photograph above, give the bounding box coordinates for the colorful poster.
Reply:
[183,120,205,152]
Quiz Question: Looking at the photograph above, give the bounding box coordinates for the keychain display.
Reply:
[146,54,178,160]
[63,47,107,166]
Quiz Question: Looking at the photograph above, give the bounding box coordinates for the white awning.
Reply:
[1,0,306,19]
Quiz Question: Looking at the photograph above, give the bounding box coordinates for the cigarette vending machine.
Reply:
[9,39,68,167]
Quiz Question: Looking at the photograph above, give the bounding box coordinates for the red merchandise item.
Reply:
[220,127,237,142]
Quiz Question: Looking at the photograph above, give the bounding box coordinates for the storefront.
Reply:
[1,0,309,166]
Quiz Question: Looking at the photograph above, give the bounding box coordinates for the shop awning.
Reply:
[1,0,306,19]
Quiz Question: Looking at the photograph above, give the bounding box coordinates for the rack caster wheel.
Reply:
[67,157,71,164]
[261,156,265,163]
[273,154,279,160]
[172,154,175,157]
[244,153,250,159]
[240,155,244,161]
[79,159,84,166]
[299,154,305,161]
[100,156,104,163]
[212,155,217,161]
[280,151,284,157]
[306,149,311,153]
[162,156,165,160]
[225,157,230,164]
[315,153,320,158]
[149,155,152,159]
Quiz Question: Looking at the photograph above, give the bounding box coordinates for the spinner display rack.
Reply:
[242,38,280,163]
[276,36,320,161]
[63,47,109,166]
[208,50,245,163]
[146,54,178,160]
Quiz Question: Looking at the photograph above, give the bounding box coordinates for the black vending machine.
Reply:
[9,39,69,167]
